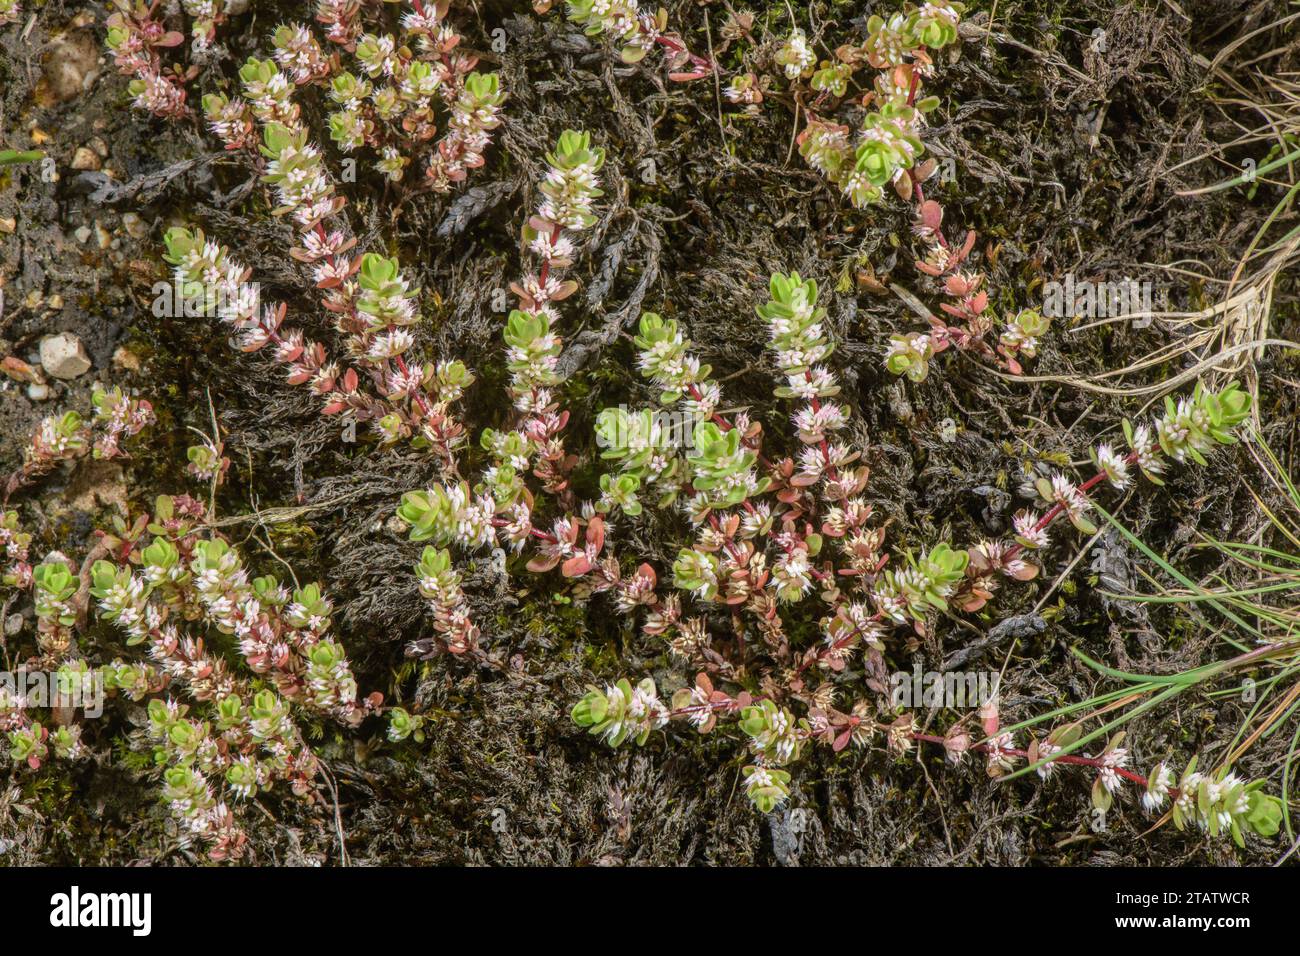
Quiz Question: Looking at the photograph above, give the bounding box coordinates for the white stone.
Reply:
[39,332,92,379]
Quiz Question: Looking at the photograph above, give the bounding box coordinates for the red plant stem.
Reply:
[491,516,558,545]
[654,34,714,72]
[1002,450,1142,563]
[902,67,952,253]
[662,707,1165,797]
[668,700,735,720]
[536,224,564,289]
[792,609,888,678]
[305,223,435,422]
[909,733,1160,790]
[807,382,840,481]
[708,513,748,564]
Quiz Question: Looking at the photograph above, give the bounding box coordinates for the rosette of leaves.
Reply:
[686,421,767,508]
[907,0,965,49]
[1171,757,1283,846]
[877,542,968,620]
[571,677,663,747]
[673,548,721,600]
[503,310,562,391]
[739,699,806,766]
[597,473,643,516]
[397,481,487,548]
[744,766,793,813]
[811,63,853,98]
[853,109,924,188]
[33,562,78,629]
[356,253,419,329]
[387,706,427,743]
[1154,381,1252,465]
[594,407,683,504]
[633,312,711,403]
[757,272,834,375]
[885,331,934,382]
[538,129,606,228]
[565,1,669,65]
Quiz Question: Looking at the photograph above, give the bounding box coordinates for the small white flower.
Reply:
[1095,443,1131,490]
[1012,509,1049,549]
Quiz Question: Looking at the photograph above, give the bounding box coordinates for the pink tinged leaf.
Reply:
[527,554,560,573]
[1009,562,1039,581]
[945,275,971,297]
[561,555,591,578]
[919,200,943,231]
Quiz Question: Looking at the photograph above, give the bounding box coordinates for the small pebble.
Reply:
[74,225,92,243]
[26,382,51,401]
[40,31,101,104]
[111,345,142,372]
[120,212,148,240]
[70,146,100,171]
[39,332,92,380]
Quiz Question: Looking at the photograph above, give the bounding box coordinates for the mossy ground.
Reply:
[1,0,1298,865]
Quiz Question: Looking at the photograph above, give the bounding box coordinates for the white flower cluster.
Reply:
[776,29,816,80]
[185,539,372,725]
[413,547,481,656]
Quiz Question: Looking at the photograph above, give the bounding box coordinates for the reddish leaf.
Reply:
[561,555,591,578]
[636,563,657,588]
[527,554,560,573]
[1009,561,1039,581]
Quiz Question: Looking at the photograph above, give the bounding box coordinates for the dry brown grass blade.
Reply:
[1017,12,1300,413]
